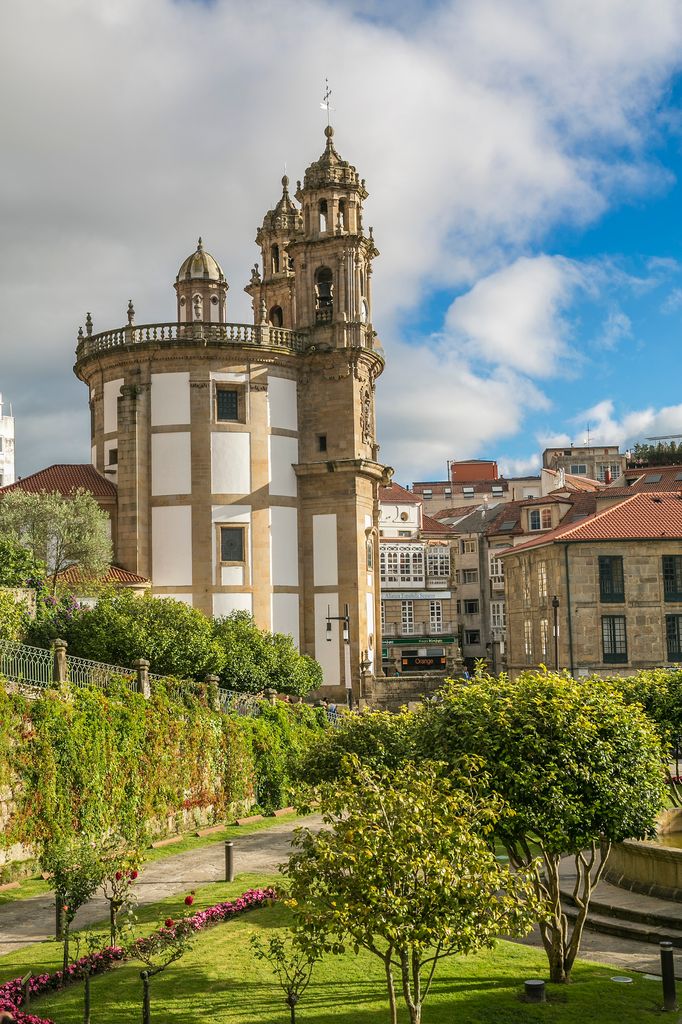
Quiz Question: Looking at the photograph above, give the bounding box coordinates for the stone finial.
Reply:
[260,299,268,325]
[368,226,374,240]
[282,174,289,193]
[78,326,84,340]
[85,312,93,337]
[127,299,135,326]
[250,263,261,285]
[296,180,302,192]
[197,236,204,252]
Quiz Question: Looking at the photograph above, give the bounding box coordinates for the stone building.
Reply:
[72,125,389,701]
[501,492,682,677]
[378,483,460,676]
[412,459,542,514]
[0,395,15,487]
[542,444,626,484]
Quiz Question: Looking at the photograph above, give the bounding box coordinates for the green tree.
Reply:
[125,914,195,1024]
[213,612,321,695]
[285,760,538,1024]
[0,489,111,593]
[99,834,143,945]
[613,669,682,805]
[295,707,416,786]
[0,535,46,587]
[415,669,667,983]
[0,589,28,642]
[251,931,321,1024]
[40,836,104,974]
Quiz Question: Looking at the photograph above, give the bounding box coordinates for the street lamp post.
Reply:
[552,595,560,671]
[326,603,352,707]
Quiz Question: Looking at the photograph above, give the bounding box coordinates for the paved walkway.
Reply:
[0,815,322,957]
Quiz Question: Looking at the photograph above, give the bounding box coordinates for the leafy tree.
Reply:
[631,441,682,467]
[415,669,667,983]
[213,612,321,695]
[285,759,538,1024]
[0,489,111,593]
[40,836,104,974]
[294,708,416,786]
[251,931,321,1024]
[0,535,46,587]
[99,834,143,945]
[612,669,682,805]
[125,914,195,1024]
[0,589,28,642]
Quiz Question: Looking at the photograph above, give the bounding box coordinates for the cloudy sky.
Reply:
[3,0,682,483]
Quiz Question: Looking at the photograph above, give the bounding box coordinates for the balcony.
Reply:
[383,621,455,638]
[490,575,505,590]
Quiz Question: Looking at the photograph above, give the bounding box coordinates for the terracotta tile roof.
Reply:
[421,514,456,534]
[379,482,420,503]
[57,564,150,586]
[503,492,682,554]
[607,467,682,494]
[432,505,480,521]
[0,465,117,499]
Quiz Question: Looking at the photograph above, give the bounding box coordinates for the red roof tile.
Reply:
[379,482,420,503]
[503,492,682,554]
[57,564,150,586]
[0,465,117,499]
[421,514,456,534]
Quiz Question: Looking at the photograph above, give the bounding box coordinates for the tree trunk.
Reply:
[141,971,151,1024]
[83,972,91,1024]
[62,923,70,977]
[383,951,398,1024]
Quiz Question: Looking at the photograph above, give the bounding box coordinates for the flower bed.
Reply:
[0,886,277,1024]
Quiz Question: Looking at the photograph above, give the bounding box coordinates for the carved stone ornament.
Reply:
[360,385,374,444]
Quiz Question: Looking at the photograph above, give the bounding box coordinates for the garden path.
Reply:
[0,814,322,956]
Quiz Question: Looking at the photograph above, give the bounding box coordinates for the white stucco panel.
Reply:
[211,432,250,494]
[210,371,247,383]
[272,593,300,648]
[151,372,190,426]
[314,592,340,687]
[103,378,123,434]
[269,435,298,497]
[213,593,252,617]
[151,432,192,496]
[151,506,192,586]
[313,513,338,587]
[268,376,298,432]
[271,506,298,587]
[221,565,244,586]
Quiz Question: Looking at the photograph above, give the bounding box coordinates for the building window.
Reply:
[461,539,477,554]
[463,486,475,496]
[422,489,432,499]
[427,548,450,577]
[380,548,398,584]
[463,599,479,614]
[269,305,283,327]
[462,569,478,584]
[491,485,503,495]
[401,601,414,635]
[570,464,587,474]
[602,615,627,663]
[381,601,386,632]
[315,266,333,314]
[490,601,506,629]
[537,561,548,602]
[489,555,504,582]
[663,556,682,601]
[108,447,118,466]
[464,630,480,645]
[430,601,443,633]
[319,199,328,232]
[599,555,625,603]
[271,244,280,273]
[522,562,531,606]
[529,507,552,531]
[366,538,374,571]
[666,615,682,662]
[318,434,327,452]
[524,620,533,663]
[597,462,621,482]
[220,526,245,562]
[540,618,549,659]
[396,546,424,583]
[216,387,239,422]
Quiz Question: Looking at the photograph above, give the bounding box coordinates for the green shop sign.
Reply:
[385,636,455,647]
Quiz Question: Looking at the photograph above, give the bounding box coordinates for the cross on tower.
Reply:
[320,78,333,126]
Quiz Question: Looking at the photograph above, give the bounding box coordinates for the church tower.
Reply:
[75,124,388,703]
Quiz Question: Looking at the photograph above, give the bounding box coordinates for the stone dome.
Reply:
[176,238,226,283]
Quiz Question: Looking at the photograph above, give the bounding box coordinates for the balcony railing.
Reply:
[383,621,454,638]
[75,321,307,361]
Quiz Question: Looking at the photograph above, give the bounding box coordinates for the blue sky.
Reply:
[2,0,682,483]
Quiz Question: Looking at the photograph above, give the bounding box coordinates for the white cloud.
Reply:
[0,0,681,474]
[444,255,583,376]
[571,398,682,450]
[598,309,633,350]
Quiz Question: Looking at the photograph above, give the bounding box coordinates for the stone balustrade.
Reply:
[75,321,307,361]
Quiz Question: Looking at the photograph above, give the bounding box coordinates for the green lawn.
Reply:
[0,810,304,907]
[1,874,665,1024]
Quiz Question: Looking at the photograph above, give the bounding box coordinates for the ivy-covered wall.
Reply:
[0,680,326,878]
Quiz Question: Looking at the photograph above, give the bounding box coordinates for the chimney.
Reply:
[604,468,612,485]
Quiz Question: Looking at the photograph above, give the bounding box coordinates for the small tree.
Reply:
[0,535,46,587]
[125,915,195,1024]
[251,931,321,1024]
[416,669,667,983]
[99,836,142,945]
[285,760,539,1024]
[0,489,111,594]
[41,837,104,974]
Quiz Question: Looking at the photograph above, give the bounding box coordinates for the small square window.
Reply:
[464,630,481,644]
[216,387,239,422]
[108,448,118,465]
[220,526,245,562]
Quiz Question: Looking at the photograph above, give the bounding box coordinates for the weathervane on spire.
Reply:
[320,78,333,126]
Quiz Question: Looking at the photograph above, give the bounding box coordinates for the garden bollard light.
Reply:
[660,941,678,1011]
[225,840,235,882]
[524,979,546,1003]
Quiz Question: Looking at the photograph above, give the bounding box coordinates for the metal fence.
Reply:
[64,652,138,692]
[0,640,52,689]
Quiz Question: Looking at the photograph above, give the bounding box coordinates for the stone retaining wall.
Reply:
[362,672,448,712]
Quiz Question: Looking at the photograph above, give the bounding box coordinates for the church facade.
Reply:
[73,126,389,698]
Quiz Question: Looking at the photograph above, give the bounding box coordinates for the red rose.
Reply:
[129,869,138,880]
[164,917,174,928]
[184,895,194,906]
[115,871,123,881]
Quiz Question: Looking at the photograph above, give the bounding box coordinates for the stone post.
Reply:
[51,639,68,685]
[134,658,150,699]
[263,687,277,705]
[205,674,220,711]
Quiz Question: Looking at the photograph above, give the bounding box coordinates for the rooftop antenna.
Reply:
[320,78,334,126]
[585,423,591,447]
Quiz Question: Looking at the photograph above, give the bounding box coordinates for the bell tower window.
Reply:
[338,199,346,231]
[315,267,333,320]
[319,199,328,233]
[271,244,280,274]
[269,306,283,327]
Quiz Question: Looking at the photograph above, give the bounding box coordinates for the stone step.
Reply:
[564,902,682,948]
[561,885,682,933]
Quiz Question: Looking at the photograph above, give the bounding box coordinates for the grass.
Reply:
[0,810,304,907]
[0,873,666,1024]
